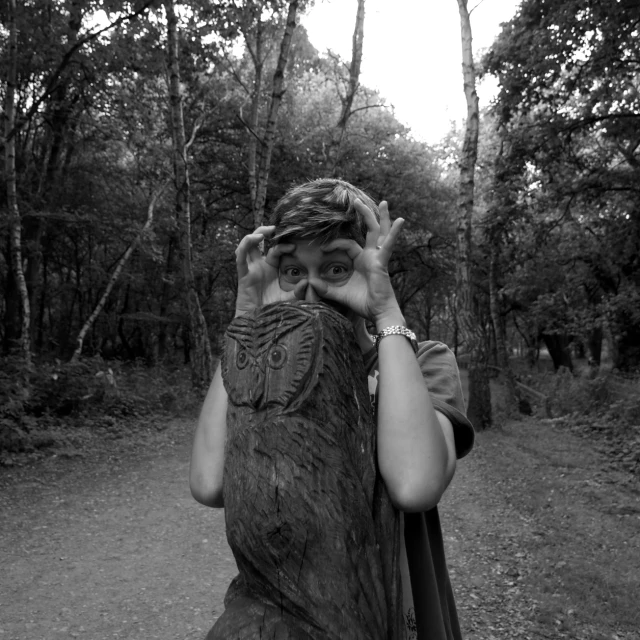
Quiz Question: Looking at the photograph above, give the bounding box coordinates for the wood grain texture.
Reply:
[209,301,402,639]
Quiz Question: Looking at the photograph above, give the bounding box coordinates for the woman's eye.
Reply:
[324,264,351,281]
[280,266,305,283]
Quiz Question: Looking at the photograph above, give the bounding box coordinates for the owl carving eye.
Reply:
[267,344,287,369]
[236,349,250,369]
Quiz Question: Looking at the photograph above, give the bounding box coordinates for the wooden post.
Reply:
[213,301,402,639]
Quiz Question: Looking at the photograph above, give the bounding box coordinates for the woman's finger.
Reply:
[252,225,276,236]
[378,218,405,259]
[236,233,265,278]
[354,199,381,249]
[378,201,391,238]
[322,237,362,260]
[264,242,295,268]
[235,226,275,261]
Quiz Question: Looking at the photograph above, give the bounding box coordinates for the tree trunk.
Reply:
[166,0,214,390]
[250,0,299,227]
[328,0,365,175]
[2,242,21,354]
[70,188,163,362]
[245,7,264,225]
[157,235,176,362]
[489,246,521,414]
[4,0,31,368]
[455,0,491,429]
[587,326,603,366]
[541,333,574,372]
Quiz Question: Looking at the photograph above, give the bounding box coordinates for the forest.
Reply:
[1,0,639,449]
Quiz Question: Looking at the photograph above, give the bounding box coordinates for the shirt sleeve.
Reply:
[416,341,474,459]
[362,341,474,459]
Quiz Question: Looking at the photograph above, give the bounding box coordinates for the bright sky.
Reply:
[301,0,520,143]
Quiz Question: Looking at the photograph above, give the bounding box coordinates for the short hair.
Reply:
[268,179,379,247]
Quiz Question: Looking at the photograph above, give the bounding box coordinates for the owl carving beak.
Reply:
[247,361,264,409]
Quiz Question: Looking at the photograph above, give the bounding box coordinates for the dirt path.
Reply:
[1,416,638,640]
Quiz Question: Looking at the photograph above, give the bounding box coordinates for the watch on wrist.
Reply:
[373,325,419,353]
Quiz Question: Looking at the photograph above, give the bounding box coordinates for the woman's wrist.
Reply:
[374,308,405,333]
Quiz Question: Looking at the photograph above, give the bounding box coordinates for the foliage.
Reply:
[1,0,460,372]
[481,0,640,371]
[0,355,202,456]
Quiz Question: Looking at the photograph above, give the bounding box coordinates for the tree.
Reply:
[455,0,492,429]
[234,0,301,227]
[165,0,214,389]
[325,0,366,175]
[70,186,165,362]
[3,0,31,367]
[0,0,159,360]
[484,0,640,370]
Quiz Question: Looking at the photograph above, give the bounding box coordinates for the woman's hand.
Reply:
[234,226,296,316]
[319,200,405,327]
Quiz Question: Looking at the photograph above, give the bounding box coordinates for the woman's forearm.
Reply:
[375,323,456,512]
[189,363,227,508]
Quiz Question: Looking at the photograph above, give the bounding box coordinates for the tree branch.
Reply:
[5,0,156,142]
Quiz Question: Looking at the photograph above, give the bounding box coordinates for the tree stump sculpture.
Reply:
[209,301,402,639]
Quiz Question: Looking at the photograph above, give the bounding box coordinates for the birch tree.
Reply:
[3,0,31,368]
[70,187,165,362]
[455,0,492,429]
[166,0,214,389]
[327,0,365,175]
[242,0,300,227]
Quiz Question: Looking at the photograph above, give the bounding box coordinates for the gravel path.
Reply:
[1,416,638,640]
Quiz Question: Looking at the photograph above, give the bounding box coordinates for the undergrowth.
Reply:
[520,367,640,475]
[0,355,208,463]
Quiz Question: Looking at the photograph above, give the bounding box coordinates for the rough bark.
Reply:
[327,0,365,175]
[215,301,402,639]
[245,5,264,222]
[166,0,214,390]
[70,188,163,362]
[247,0,299,227]
[455,0,491,429]
[489,246,521,414]
[4,0,31,368]
[337,0,365,130]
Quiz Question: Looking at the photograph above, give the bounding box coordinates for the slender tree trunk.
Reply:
[328,0,365,175]
[157,235,176,362]
[70,188,163,362]
[488,123,522,414]
[2,241,19,353]
[455,0,491,429]
[489,246,520,413]
[246,9,264,223]
[251,0,299,227]
[166,0,214,390]
[4,0,31,368]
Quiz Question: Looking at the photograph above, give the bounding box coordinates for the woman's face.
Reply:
[277,238,359,323]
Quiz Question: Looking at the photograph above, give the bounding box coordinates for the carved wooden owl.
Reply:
[222,300,325,416]
[210,301,402,640]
